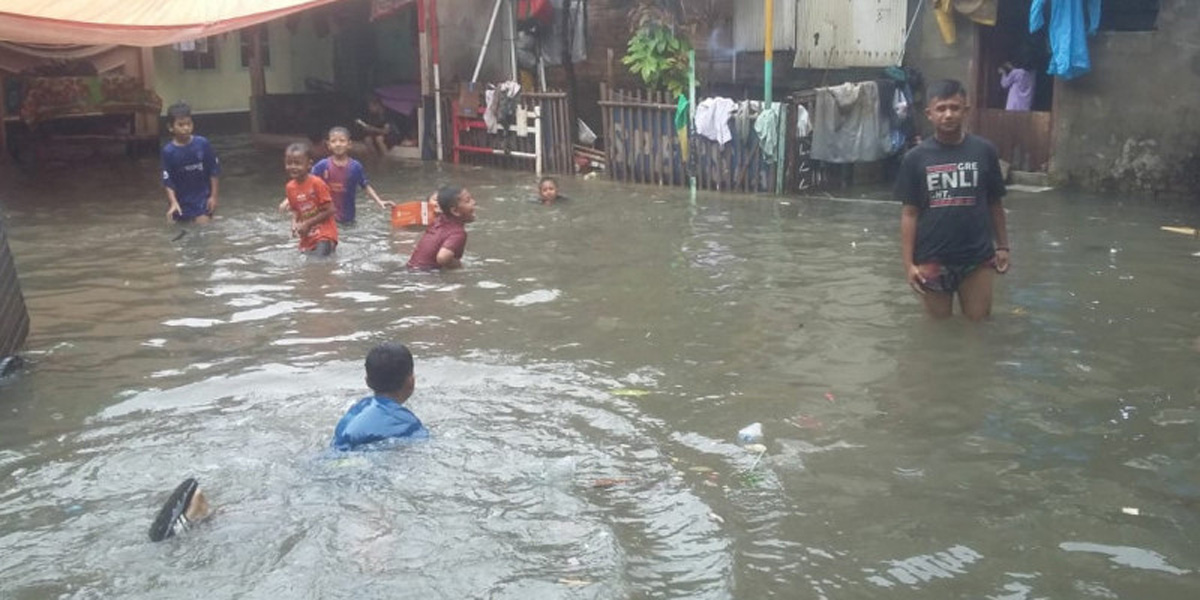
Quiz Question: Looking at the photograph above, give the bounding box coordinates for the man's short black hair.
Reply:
[365,343,414,393]
[285,141,311,158]
[927,79,967,102]
[436,186,463,215]
[539,176,557,186]
[167,101,192,122]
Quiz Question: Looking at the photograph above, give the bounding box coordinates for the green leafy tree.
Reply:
[621,0,694,97]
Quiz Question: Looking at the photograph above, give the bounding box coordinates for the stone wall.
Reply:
[1049,0,1200,197]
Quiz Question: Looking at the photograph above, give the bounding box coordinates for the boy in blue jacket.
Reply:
[331,343,429,451]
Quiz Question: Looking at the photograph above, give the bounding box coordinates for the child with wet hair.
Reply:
[535,176,568,205]
[406,186,478,270]
[331,342,429,450]
[149,477,211,542]
[281,142,338,257]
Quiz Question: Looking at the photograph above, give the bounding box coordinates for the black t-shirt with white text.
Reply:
[893,134,1006,265]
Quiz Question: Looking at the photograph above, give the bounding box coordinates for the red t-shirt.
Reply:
[285,175,339,252]
[407,216,467,269]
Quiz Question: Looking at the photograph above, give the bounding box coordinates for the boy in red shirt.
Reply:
[407,186,477,270]
[283,143,338,256]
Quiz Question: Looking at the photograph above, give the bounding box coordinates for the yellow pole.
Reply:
[764,0,774,105]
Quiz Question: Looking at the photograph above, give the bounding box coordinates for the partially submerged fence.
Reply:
[599,84,811,194]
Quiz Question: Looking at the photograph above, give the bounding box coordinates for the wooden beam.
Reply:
[248,25,267,134]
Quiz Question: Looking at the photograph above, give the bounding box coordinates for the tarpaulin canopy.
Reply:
[0,0,349,47]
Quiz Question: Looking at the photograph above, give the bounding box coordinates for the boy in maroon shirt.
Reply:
[406,186,477,270]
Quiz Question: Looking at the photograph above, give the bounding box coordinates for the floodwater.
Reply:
[1,137,1199,599]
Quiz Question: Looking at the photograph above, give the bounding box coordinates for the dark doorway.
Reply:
[975,0,1053,172]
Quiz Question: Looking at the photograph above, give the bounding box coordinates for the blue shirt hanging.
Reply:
[1030,0,1101,80]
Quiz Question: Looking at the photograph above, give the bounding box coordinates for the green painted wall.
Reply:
[154,19,334,115]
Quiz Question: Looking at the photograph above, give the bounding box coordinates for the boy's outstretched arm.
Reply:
[364,184,394,209]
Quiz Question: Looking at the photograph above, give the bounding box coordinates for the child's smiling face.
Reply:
[285,150,311,181]
[327,131,351,157]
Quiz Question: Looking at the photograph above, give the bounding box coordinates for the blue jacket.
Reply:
[331,396,428,451]
[1031,0,1100,80]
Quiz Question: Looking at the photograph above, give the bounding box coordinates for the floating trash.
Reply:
[610,388,651,397]
[737,422,763,444]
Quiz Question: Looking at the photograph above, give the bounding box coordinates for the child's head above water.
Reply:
[435,185,477,223]
[538,177,559,203]
[327,126,351,157]
[284,142,313,181]
[365,342,415,401]
[166,101,194,143]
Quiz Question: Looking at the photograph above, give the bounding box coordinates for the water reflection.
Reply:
[0,141,1198,597]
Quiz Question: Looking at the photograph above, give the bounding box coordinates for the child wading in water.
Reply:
[536,176,568,205]
[161,101,220,224]
[282,143,338,257]
[407,186,477,270]
[312,127,393,224]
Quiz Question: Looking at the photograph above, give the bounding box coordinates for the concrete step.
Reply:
[1011,170,1050,187]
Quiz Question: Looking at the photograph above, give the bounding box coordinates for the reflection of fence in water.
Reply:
[0,218,29,360]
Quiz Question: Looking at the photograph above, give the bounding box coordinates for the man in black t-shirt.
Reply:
[895,79,1011,321]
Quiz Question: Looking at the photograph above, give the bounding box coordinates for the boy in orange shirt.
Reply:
[282,142,338,256]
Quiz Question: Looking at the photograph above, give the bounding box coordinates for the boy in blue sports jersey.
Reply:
[312,126,393,224]
[161,101,220,224]
[331,342,429,451]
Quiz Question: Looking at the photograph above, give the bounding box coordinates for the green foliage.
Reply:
[621,25,693,98]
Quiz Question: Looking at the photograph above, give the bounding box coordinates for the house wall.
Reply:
[1049,0,1200,196]
[153,18,334,115]
[903,0,1200,197]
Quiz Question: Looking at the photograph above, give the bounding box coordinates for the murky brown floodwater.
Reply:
[1,136,1199,599]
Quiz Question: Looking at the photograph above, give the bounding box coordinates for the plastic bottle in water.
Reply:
[737,422,763,444]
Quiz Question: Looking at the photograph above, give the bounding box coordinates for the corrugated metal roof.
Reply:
[794,0,906,68]
[733,0,797,51]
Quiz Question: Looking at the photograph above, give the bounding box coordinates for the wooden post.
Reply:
[248,25,267,135]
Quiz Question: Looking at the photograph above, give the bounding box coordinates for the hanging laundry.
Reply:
[675,94,689,162]
[933,0,957,44]
[1031,0,1101,80]
[539,0,588,66]
[811,81,890,164]
[694,97,737,146]
[733,101,755,147]
[933,0,1000,45]
[795,104,811,139]
[754,102,787,164]
[484,81,522,133]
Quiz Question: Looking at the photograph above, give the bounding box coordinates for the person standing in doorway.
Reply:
[896,79,1010,321]
[998,61,1035,112]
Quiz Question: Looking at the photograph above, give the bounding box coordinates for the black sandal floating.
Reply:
[148,478,201,542]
